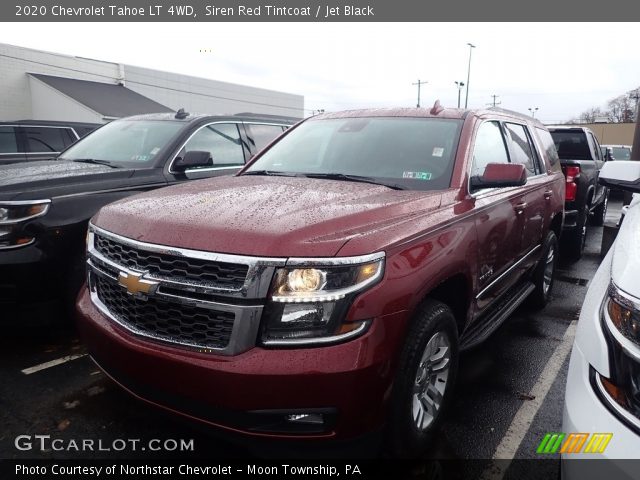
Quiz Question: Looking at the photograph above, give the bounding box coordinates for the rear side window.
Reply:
[247,124,285,151]
[505,123,538,176]
[0,126,19,153]
[535,127,560,172]
[471,121,510,177]
[24,127,67,153]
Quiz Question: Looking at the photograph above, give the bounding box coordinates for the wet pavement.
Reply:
[0,200,623,470]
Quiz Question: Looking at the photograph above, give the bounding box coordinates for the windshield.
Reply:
[244,117,463,191]
[58,120,184,167]
[611,147,632,160]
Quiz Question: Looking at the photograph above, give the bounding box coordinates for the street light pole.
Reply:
[455,81,465,108]
[464,43,476,108]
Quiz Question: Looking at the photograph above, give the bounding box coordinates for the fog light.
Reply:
[285,413,324,425]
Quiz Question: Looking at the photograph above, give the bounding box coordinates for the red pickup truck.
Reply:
[77,106,564,455]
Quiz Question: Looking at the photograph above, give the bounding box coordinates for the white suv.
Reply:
[563,161,640,477]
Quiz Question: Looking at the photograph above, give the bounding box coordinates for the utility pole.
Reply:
[528,107,539,118]
[455,81,465,108]
[464,43,476,108]
[631,92,640,122]
[412,79,428,108]
[487,95,501,108]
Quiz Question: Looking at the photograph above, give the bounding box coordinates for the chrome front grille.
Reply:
[94,233,248,290]
[86,224,286,355]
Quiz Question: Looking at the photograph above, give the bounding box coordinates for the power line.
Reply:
[412,79,428,108]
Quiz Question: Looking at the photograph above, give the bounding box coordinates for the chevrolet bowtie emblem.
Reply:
[117,271,158,296]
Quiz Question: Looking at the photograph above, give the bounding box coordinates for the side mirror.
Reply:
[599,161,640,193]
[173,150,212,171]
[604,148,615,162]
[470,163,527,190]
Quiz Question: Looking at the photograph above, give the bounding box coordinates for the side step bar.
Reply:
[460,281,535,350]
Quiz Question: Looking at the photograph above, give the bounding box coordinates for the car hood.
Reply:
[611,195,640,299]
[92,175,443,257]
[0,160,135,200]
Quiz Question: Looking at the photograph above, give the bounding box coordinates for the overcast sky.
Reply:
[0,22,638,123]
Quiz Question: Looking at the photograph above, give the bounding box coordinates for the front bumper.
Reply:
[76,288,404,440]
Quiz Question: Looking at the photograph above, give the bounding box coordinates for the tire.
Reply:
[590,190,608,226]
[526,231,558,310]
[388,300,459,457]
[563,205,588,262]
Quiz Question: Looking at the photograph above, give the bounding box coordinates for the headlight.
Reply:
[606,286,640,347]
[261,253,384,346]
[0,200,50,249]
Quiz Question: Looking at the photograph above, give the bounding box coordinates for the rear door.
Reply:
[243,123,287,158]
[21,126,75,162]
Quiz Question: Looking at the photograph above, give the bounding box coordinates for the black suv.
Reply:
[0,120,99,165]
[0,111,297,319]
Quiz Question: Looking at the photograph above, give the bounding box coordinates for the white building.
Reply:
[0,43,304,123]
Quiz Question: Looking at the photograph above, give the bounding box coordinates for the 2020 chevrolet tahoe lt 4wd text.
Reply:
[77,105,564,455]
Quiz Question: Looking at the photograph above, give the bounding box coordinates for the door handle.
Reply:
[514,201,528,214]
[544,190,553,200]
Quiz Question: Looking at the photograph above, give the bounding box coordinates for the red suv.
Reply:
[77,106,564,455]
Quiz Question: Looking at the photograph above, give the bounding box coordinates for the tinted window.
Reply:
[59,120,183,166]
[246,117,463,191]
[24,127,67,152]
[247,124,285,151]
[505,123,538,176]
[535,127,560,171]
[471,121,510,178]
[550,130,591,160]
[0,126,18,153]
[182,123,246,168]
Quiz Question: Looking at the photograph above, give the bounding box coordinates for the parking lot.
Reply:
[0,200,622,471]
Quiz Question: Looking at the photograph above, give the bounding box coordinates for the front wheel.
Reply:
[527,231,558,309]
[388,300,459,457]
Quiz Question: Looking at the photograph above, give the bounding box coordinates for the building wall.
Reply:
[574,123,636,146]
[123,65,303,118]
[0,43,119,121]
[28,76,104,124]
[0,42,304,122]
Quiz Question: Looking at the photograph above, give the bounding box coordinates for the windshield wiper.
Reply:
[302,173,406,190]
[69,158,120,169]
[241,170,300,177]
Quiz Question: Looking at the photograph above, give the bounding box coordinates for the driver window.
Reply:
[471,121,510,178]
[182,123,246,168]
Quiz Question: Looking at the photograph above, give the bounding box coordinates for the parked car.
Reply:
[0,111,296,318]
[548,126,609,260]
[77,106,564,455]
[0,120,99,165]
[601,144,633,162]
[563,161,640,474]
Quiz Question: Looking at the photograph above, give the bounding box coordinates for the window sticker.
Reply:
[403,171,432,180]
[150,147,161,156]
[432,147,444,157]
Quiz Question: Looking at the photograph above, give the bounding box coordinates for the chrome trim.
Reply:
[475,244,541,300]
[167,121,289,175]
[182,166,242,174]
[285,251,385,267]
[595,372,640,430]
[88,224,286,299]
[52,184,168,200]
[604,282,640,362]
[262,321,370,346]
[87,267,262,356]
[0,199,51,225]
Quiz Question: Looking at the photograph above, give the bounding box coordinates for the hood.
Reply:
[93,176,443,257]
[611,195,640,299]
[0,160,135,200]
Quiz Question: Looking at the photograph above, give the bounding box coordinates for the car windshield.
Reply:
[611,147,632,160]
[58,120,183,167]
[243,117,463,191]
